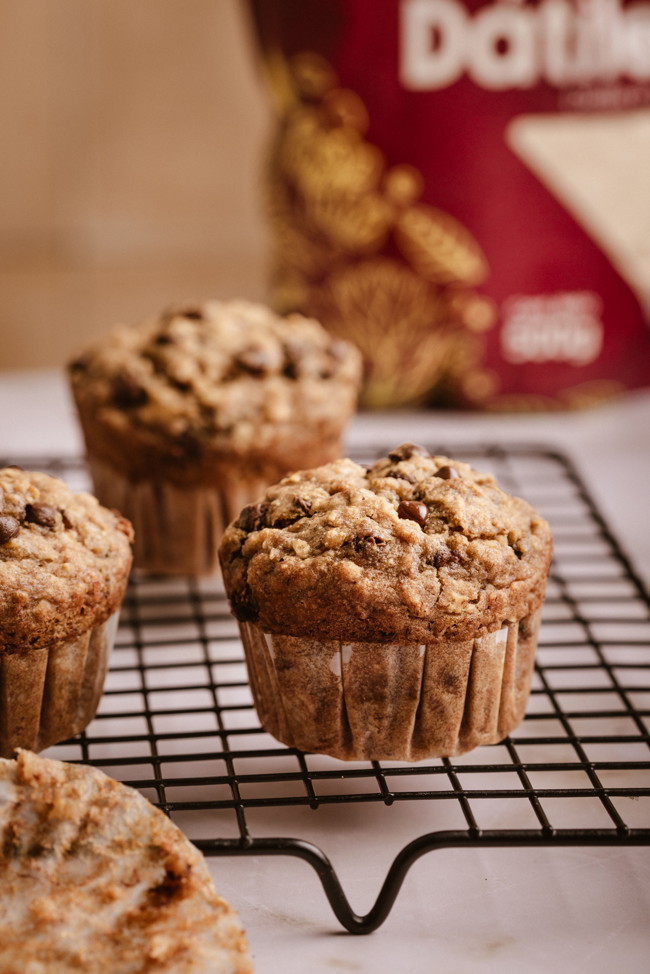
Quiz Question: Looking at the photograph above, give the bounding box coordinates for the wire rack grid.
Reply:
[6,446,650,933]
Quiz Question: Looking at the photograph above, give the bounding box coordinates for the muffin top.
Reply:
[0,749,252,973]
[67,299,362,457]
[220,444,553,644]
[0,467,133,652]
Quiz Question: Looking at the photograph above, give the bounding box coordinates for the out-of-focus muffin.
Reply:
[0,749,253,973]
[0,466,133,757]
[219,444,553,760]
[67,299,362,576]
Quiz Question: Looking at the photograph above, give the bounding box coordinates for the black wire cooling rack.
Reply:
[7,446,650,933]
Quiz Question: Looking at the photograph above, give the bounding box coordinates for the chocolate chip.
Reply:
[0,515,20,543]
[113,371,148,408]
[354,534,387,549]
[270,495,312,528]
[432,546,454,568]
[68,353,91,372]
[282,341,304,379]
[283,362,298,379]
[231,587,259,623]
[59,508,74,530]
[293,496,312,516]
[25,503,58,528]
[435,465,460,480]
[388,443,430,461]
[236,347,273,375]
[397,500,428,526]
[236,503,268,533]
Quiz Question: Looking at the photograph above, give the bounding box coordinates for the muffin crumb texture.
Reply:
[67,299,362,484]
[220,444,553,645]
[0,750,253,973]
[0,466,133,652]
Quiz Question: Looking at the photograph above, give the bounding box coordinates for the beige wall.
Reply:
[0,0,273,370]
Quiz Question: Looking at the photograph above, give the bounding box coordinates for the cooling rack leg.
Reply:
[279,838,403,934]
[196,829,650,934]
[195,836,430,934]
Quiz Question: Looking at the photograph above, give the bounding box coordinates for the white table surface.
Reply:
[1,368,649,974]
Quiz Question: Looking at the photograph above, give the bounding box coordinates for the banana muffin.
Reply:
[0,750,253,973]
[0,466,133,757]
[219,444,553,760]
[67,299,362,576]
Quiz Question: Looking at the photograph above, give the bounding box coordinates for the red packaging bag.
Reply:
[246,0,650,408]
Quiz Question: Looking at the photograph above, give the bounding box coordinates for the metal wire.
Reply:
[7,447,650,933]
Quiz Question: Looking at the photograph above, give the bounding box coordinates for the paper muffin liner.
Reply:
[0,611,119,759]
[86,456,272,576]
[238,610,542,761]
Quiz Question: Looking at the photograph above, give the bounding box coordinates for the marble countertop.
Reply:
[1,368,649,974]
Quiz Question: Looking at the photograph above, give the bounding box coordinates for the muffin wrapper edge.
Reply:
[238,611,542,760]
[87,456,270,576]
[0,612,119,758]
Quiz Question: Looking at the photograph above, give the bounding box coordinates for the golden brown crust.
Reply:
[0,467,133,652]
[68,299,362,487]
[0,750,253,973]
[220,446,553,644]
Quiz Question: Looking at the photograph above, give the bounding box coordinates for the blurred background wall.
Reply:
[0,0,271,370]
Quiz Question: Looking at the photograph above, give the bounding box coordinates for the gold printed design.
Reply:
[291,51,339,101]
[395,205,490,287]
[262,50,496,407]
[310,258,465,408]
[278,110,383,201]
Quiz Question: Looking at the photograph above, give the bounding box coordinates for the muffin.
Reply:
[0,467,133,758]
[67,298,362,576]
[0,749,253,973]
[219,444,553,760]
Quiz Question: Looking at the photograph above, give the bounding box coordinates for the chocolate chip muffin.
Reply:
[0,467,133,758]
[67,299,362,576]
[219,444,553,760]
[0,750,253,973]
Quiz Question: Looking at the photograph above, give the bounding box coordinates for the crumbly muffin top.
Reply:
[0,467,133,652]
[0,750,253,973]
[67,299,362,453]
[220,444,553,644]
